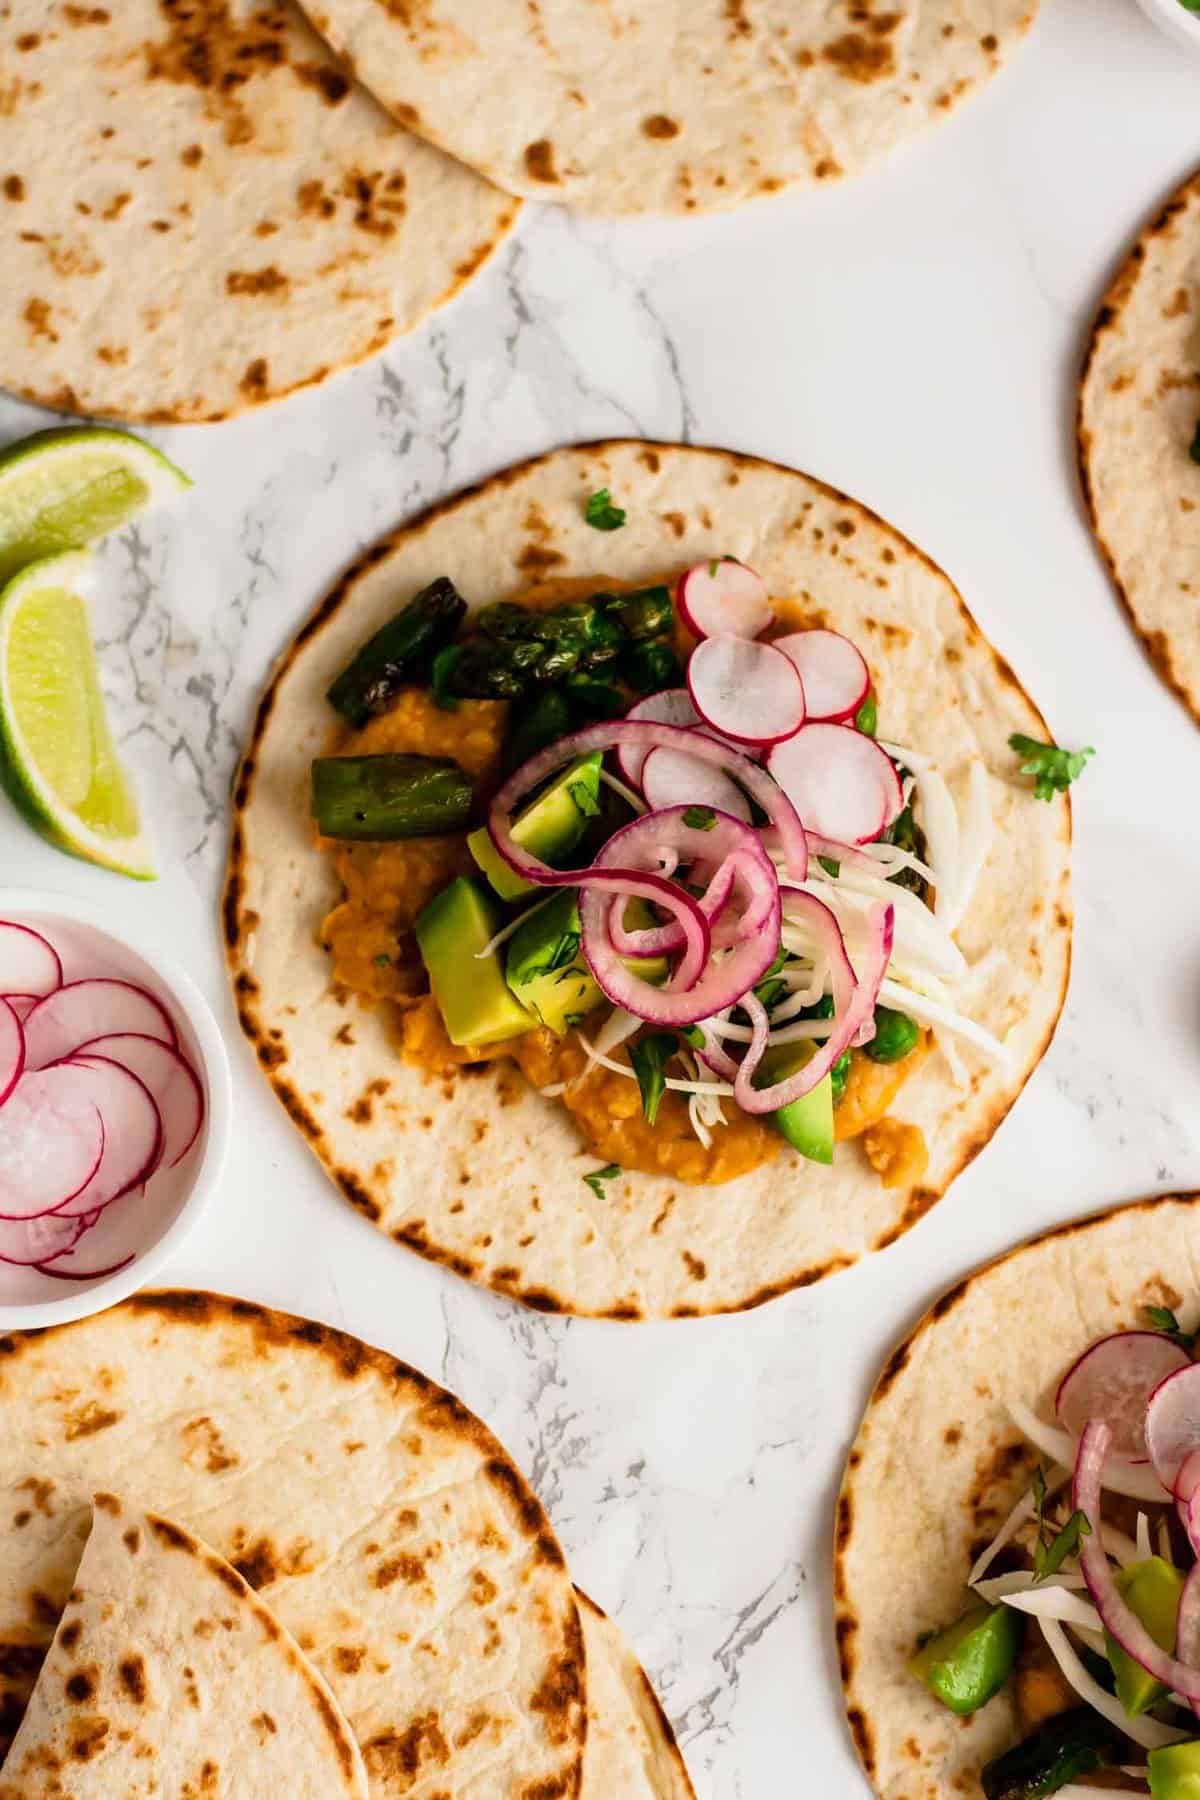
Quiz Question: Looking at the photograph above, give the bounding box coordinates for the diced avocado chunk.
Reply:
[415,876,534,1048]
[1150,1739,1200,1799]
[469,753,602,901]
[1106,1556,1184,1717]
[909,1603,1021,1716]
[505,890,667,1035]
[757,1042,834,1165]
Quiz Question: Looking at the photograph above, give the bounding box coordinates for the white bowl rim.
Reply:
[1132,0,1200,54]
[0,885,232,1330]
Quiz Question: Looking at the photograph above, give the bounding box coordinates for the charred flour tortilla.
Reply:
[225,441,1071,1319]
[0,1493,367,1797]
[0,1291,586,1796]
[578,1593,695,1798]
[299,0,1037,215]
[835,1192,1200,1800]
[1079,167,1200,725]
[0,1,515,423]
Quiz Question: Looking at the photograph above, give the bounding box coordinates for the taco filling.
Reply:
[312,552,1007,1189]
[911,1308,1200,1798]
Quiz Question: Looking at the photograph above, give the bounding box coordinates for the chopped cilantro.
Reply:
[753,947,789,1012]
[1008,733,1094,801]
[585,488,626,532]
[430,643,461,711]
[568,779,601,819]
[374,953,391,968]
[628,1032,678,1127]
[818,854,841,878]
[681,1025,706,1049]
[1030,1463,1092,1582]
[542,928,582,975]
[582,1163,620,1200]
[682,805,717,831]
[709,558,721,578]
[1145,1304,1198,1351]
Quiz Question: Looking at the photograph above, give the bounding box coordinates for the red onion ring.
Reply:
[487,721,808,886]
[1075,1418,1200,1703]
[603,809,779,959]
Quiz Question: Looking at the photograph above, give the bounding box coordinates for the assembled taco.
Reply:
[225,440,1072,1319]
[837,1192,1200,1800]
[0,1,514,423]
[300,0,1038,215]
[1079,167,1200,725]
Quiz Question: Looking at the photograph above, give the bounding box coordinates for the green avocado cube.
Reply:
[505,889,667,1035]
[1106,1557,1184,1718]
[469,753,603,901]
[757,1043,834,1165]
[908,1603,1022,1716]
[1150,1740,1200,1799]
[415,876,534,1048]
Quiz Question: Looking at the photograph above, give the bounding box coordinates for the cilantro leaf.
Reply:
[1035,1509,1092,1582]
[1145,1303,1198,1351]
[1008,733,1095,802]
[430,643,462,711]
[628,1032,678,1127]
[818,854,841,878]
[682,805,717,831]
[568,779,601,819]
[582,1163,620,1200]
[681,1025,706,1049]
[585,488,626,532]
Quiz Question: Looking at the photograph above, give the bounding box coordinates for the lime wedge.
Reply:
[0,552,157,879]
[0,427,190,587]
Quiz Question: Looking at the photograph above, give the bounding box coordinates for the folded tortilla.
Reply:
[835,1191,1200,1798]
[0,1,515,422]
[1079,167,1200,725]
[0,1292,586,1796]
[299,0,1038,215]
[578,1592,695,1797]
[0,1493,367,1797]
[225,438,1071,1319]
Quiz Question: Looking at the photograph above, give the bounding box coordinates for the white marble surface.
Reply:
[2,0,1200,1788]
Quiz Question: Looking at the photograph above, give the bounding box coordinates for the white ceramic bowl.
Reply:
[0,888,231,1328]
[1133,0,1200,55]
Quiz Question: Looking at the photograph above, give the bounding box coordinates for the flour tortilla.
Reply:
[298,0,1036,216]
[0,1493,368,1797]
[0,1291,586,1796]
[577,1592,695,1797]
[1079,166,1200,725]
[835,1191,1200,1800]
[0,1,515,423]
[225,439,1071,1319]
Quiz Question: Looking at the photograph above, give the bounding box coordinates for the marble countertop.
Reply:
[3,0,1200,1788]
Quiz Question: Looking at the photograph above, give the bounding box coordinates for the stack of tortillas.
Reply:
[0,1290,694,1796]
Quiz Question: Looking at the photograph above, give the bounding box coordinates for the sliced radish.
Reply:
[1055,1331,1189,1463]
[0,921,62,997]
[1177,1447,1200,1510]
[618,690,699,785]
[767,723,903,844]
[0,998,24,1110]
[37,1183,154,1282]
[2,994,39,1022]
[50,1055,163,1216]
[687,635,805,747]
[772,630,869,724]
[23,978,176,1071]
[677,559,773,641]
[0,1067,106,1220]
[80,1033,203,1169]
[0,1210,86,1268]
[1145,1363,1200,1495]
[640,748,752,823]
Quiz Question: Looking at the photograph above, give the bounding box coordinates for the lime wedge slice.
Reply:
[0,427,190,587]
[0,552,157,880]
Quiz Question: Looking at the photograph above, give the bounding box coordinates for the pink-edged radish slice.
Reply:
[49,1055,163,1217]
[640,747,752,824]
[0,921,62,997]
[677,559,773,641]
[0,1067,106,1220]
[0,1210,86,1268]
[772,630,870,724]
[1056,1330,1189,1462]
[618,690,699,785]
[36,1184,155,1282]
[23,978,176,1071]
[687,634,805,747]
[80,1033,203,1169]
[0,998,24,1110]
[1146,1363,1200,1495]
[2,994,39,1022]
[767,723,903,844]
[1178,1447,1200,1508]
